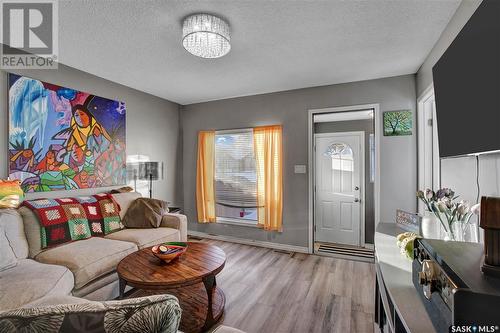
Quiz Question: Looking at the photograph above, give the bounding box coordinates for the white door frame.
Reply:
[314,131,365,247]
[308,104,381,253]
[417,84,440,214]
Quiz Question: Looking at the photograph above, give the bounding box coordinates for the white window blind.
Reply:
[215,129,258,221]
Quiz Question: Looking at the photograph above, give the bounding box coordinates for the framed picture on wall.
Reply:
[383,110,412,136]
[8,73,127,193]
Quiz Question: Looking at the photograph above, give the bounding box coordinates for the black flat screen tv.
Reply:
[432,0,500,158]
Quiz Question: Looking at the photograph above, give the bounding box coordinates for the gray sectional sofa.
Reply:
[0,191,188,311]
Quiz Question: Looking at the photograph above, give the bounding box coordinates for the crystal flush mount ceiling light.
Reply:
[182,13,231,59]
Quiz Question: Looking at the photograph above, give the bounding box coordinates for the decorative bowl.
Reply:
[151,242,188,263]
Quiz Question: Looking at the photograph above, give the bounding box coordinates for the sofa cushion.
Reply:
[105,227,180,249]
[0,209,29,259]
[0,259,74,311]
[0,294,181,333]
[71,271,119,299]
[0,226,17,271]
[35,237,137,289]
[111,192,142,220]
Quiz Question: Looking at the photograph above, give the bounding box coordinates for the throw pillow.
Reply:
[0,294,182,333]
[0,179,24,209]
[0,226,17,271]
[122,198,169,228]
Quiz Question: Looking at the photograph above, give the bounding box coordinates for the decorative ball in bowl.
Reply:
[151,242,188,263]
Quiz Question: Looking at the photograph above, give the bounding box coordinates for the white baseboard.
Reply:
[188,230,310,254]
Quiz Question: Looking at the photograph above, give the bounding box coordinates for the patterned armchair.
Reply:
[0,294,181,333]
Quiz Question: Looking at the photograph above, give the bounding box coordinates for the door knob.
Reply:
[354,198,360,203]
[354,186,359,191]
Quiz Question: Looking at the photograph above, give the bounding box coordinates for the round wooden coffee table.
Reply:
[117,242,226,333]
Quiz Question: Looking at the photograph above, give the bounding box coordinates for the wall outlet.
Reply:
[294,165,307,174]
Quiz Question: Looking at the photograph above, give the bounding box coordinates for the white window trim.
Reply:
[417,84,441,214]
[216,128,253,135]
[216,217,258,227]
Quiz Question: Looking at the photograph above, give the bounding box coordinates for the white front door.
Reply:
[314,132,364,246]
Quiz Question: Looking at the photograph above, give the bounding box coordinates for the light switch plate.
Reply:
[294,165,307,174]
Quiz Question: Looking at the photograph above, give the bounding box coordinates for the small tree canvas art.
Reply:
[383,110,412,136]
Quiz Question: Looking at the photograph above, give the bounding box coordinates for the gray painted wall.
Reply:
[314,119,375,243]
[0,66,182,205]
[416,0,482,95]
[182,74,417,248]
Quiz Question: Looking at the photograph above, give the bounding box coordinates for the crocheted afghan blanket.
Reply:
[22,193,122,248]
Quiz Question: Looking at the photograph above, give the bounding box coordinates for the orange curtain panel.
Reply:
[254,125,283,231]
[196,131,216,223]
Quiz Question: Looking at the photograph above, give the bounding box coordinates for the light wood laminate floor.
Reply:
[200,239,375,333]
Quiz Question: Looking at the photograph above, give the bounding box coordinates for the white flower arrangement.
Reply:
[416,188,480,241]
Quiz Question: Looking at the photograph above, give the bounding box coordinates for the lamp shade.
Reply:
[138,162,162,181]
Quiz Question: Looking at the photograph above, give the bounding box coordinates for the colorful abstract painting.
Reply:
[8,74,126,193]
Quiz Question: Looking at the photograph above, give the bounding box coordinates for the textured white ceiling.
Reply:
[58,0,460,105]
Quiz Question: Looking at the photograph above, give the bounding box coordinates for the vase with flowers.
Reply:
[416,188,480,241]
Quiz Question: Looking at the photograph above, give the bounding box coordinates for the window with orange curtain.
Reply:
[254,125,283,231]
[196,126,283,231]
